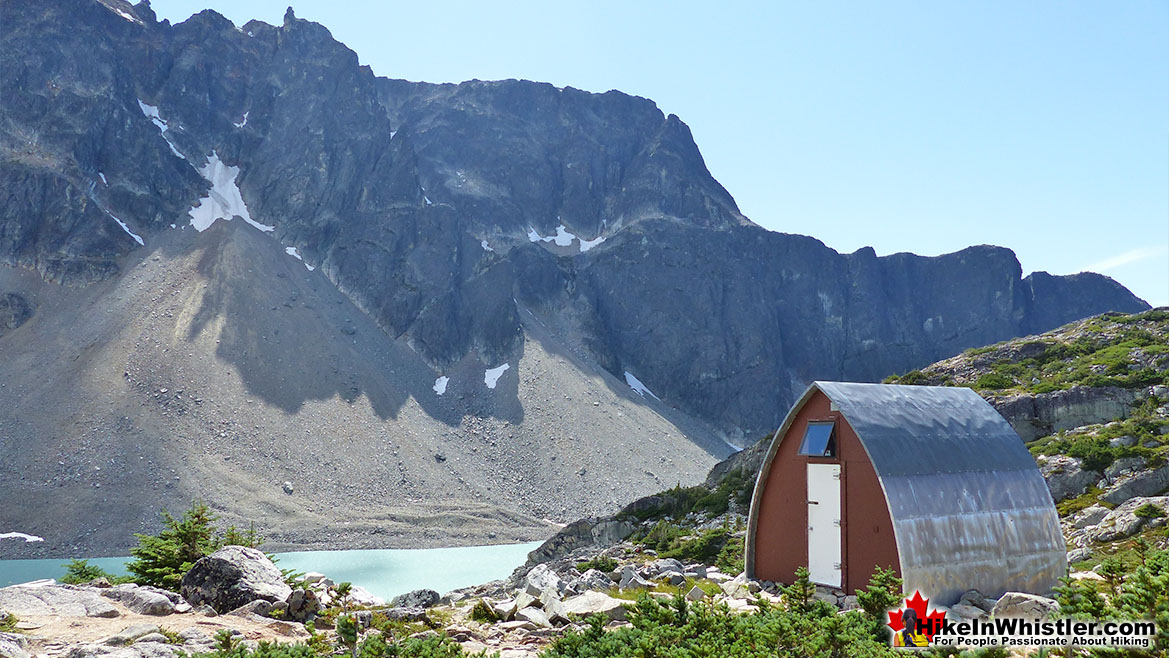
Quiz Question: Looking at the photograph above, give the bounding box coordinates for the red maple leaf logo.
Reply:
[887,591,947,641]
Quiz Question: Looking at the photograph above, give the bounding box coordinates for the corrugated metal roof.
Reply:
[748,381,1066,605]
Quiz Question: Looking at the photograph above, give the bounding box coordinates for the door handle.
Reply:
[807,500,819,505]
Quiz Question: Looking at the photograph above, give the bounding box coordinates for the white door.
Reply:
[807,463,842,587]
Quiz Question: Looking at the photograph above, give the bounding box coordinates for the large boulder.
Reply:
[1099,465,1169,505]
[524,564,568,597]
[180,546,292,613]
[575,569,613,592]
[562,591,629,621]
[389,589,439,609]
[991,592,1059,620]
[0,582,118,618]
[1084,496,1169,543]
[285,588,320,623]
[1037,455,1101,503]
[102,624,160,647]
[514,606,552,628]
[100,585,175,616]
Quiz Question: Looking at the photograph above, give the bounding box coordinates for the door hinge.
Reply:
[833,563,841,570]
[833,519,841,527]
[832,471,841,480]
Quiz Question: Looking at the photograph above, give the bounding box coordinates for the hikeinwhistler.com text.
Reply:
[927,617,1156,649]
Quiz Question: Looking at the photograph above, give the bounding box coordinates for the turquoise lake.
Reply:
[0,542,542,600]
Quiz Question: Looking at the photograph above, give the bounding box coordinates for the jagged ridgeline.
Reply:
[0,0,1149,555]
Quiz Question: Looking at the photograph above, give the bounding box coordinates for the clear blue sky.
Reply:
[151,1,1169,307]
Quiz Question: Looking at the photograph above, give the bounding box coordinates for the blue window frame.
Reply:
[798,421,836,457]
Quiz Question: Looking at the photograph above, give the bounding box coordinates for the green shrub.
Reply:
[544,585,899,658]
[974,372,1014,390]
[469,599,498,623]
[715,534,744,575]
[60,559,132,585]
[1064,436,1117,472]
[661,527,732,565]
[633,520,683,554]
[1056,487,1107,517]
[1135,503,1166,519]
[576,556,618,573]
[895,370,929,385]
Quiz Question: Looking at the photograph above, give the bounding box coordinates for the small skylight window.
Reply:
[798,421,836,457]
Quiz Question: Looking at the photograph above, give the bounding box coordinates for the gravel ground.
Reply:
[0,222,729,559]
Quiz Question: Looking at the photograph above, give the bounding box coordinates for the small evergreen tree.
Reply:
[783,566,816,614]
[126,501,263,590]
[856,565,902,620]
[127,502,220,589]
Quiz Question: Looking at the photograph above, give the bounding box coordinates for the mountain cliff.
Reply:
[0,0,1148,556]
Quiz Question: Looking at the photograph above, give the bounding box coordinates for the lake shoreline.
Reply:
[1,541,546,600]
[0,524,555,562]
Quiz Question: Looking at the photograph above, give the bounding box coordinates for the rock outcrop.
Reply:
[180,546,292,614]
[1036,455,1101,503]
[1079,496,1169,544]
[990,592,1059,620]
[0,582,119,619]
[991,386,1143,442]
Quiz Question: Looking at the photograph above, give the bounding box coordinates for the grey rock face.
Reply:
[0,0,1148,442]
[990,592,1059,620]
[0,294,31,337]
[1037,455,1100,503]
[523,564,567,597]
[561,591,628,621]
[0,583,118,618]
[389,588,440,609]
[100,585,174,616]
[0,632,29,658]
[284,588,319,622]
[991,386,1143,442]
[1083,496,1169,543]
[1099,465,1169,505]
[102,624,160,647]
[180,545,291,613]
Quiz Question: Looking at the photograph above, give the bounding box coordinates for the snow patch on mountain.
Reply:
[526,224,605,252]
[624,371,660,401]
[108,211,144,246]
[484,364,510,389]
[136,99,186,160]
[579,235,606,252]
[233,111,249,128]
[188,151,273,233]
[0,532,43,543]
[433,376,449,395]
[105,4,141,24]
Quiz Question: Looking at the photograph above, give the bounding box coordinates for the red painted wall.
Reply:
[752,390,900,592]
